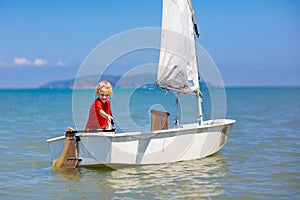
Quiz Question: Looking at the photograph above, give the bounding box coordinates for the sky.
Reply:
[0,0,299,88]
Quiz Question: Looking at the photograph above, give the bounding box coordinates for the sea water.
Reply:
[0,87,299,199]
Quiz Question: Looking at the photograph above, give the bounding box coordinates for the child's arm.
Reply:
[99,110,113,130]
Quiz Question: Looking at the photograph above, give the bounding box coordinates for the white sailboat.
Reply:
[47,0,235,168]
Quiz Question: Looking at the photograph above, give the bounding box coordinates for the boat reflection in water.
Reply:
[107,154,228,198]
[51,153,228,199]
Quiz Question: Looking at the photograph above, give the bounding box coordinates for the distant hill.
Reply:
[38,74,157,89]
[39,74,208,89]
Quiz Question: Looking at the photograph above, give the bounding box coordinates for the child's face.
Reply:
[98,88,110,103]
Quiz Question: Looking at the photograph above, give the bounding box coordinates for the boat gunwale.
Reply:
[46,119,235,143]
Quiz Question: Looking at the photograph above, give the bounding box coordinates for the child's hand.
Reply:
[107,115,113,122]
[107,115,114,131]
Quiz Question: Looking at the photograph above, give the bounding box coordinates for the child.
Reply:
[85,81,113,131]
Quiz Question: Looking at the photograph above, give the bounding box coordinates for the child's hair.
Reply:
[96,81,113,97]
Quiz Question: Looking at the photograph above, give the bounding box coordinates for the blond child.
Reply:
[85,81,113,130]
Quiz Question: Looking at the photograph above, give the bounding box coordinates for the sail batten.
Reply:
[158,0,199,94]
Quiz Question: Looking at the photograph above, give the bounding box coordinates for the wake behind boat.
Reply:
[47,0,235,169]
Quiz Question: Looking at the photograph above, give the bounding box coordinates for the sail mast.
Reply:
[189,0,203,125]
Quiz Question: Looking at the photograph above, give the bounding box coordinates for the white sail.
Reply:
[158,0,199,94]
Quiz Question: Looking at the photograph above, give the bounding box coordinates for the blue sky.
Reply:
[0,0,299,88]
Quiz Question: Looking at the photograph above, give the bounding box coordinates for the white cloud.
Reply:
[13,57,48,67]
[33,58,48,66]
[0,57,67,68]
[14,57,31,65]
[56,61,67,66]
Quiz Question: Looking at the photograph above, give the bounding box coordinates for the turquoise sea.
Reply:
[0,87,299,199]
